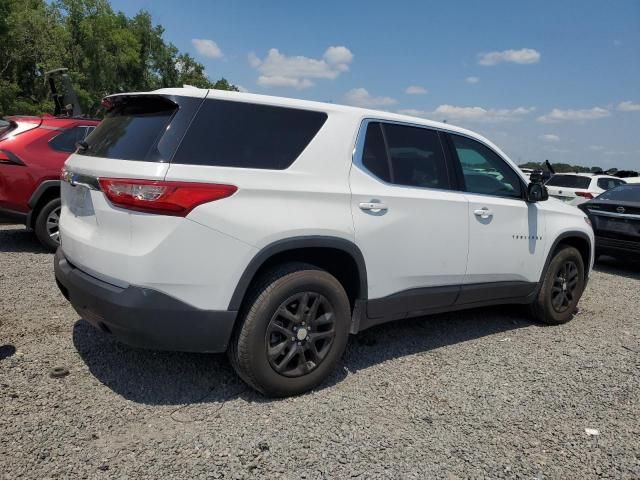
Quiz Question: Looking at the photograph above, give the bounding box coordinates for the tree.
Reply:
[0,0,238,117]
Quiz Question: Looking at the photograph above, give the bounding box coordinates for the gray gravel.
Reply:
[1,223,639,479]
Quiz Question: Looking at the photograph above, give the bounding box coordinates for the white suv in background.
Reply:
[55,88,594,396]
[546,173,626,206]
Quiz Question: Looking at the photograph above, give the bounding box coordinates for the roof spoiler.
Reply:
[45,68,83,117]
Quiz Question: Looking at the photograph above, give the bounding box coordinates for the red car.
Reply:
[0,114,99,250]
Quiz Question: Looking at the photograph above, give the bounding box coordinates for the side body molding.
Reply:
[227,236,368,312]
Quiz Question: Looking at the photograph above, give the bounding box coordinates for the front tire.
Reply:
[530,246,585,325]
[34,198,61,252]
[229,263,350,397]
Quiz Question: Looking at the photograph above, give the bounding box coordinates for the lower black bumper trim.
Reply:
[54,249,237,353]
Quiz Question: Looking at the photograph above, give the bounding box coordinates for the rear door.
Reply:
[446,133,546,299]
[350,121,469,320]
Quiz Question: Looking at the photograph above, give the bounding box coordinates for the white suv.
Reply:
[546,173,626,206]
[54,88,594,396]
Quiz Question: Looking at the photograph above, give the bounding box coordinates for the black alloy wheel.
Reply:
[266,292,336,377]
[550,260,580,313]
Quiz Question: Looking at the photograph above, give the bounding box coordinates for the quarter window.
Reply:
[173,100,327,169]
[360,122,451,189]
[450,134,522,198]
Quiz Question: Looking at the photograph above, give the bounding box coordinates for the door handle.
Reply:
[473,207,493,219]
[359,202,388,212]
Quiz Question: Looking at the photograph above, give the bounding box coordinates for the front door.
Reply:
[446,133,546,303]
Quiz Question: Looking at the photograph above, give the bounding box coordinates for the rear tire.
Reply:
[529,246,585,325]
[34,198,61,252]
[228,263,350,397]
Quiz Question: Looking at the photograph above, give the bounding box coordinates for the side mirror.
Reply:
[527,182,548,203]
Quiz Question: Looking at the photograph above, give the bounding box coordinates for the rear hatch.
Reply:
[60,90,207,284]
[545,175,593,202]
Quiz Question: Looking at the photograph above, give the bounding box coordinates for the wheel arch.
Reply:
[228,236,368,312]
[26,180,60,229]
[541,231,592,284]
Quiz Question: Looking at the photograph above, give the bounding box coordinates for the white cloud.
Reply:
[191,38,223,59]
[430,104,535,123]
[397,108,427,117]
[604,150,627,156]
[344,88,397,108]
[478,48,541,66]
[405,85,428,95]
[540,134,560,142]
[257,76,314,89]
[537,107,610,123]
[588,145,605,151]
[249,46,353,89]
[617,101,640,112]
[323,46,354,65]
[465,76,480,84]
[235,85,249,93]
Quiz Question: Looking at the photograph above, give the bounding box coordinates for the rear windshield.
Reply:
[596,185,640,202]
[81,96,177,161]
[546,175,591,188]
[172,99,328,169]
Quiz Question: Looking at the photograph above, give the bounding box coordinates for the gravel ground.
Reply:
[1,223,639,479]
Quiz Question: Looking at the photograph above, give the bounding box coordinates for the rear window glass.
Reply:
[50,126,92,153]
[597,177,625,190]
[596,185,640,201]
[0,120,14,139]
[82,96,177,161]
[362,123,391,182]
[546,175,591,188]
[172,99,327,169]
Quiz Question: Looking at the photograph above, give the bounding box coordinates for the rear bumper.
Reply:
[54,249,237,352]
[595,236,640,257]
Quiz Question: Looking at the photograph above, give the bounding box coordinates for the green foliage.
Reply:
[519,161,600,174]
[0,0,238,117]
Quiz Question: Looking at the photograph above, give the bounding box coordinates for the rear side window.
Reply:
[172,100,327,169]
[546,175,591,189]
[360,122,451,189]
[49,126,93,153]
[82,96,178,161]
[0,120,15,139]
[361,123,391,182]
[597,177,625,190]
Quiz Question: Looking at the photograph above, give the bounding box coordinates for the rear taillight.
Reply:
[97,178,237,216]
[575,191,594,199]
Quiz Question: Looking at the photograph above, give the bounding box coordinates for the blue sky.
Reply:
[111,0,640,169]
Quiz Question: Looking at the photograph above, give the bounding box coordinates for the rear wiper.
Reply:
[75,140,89,153]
